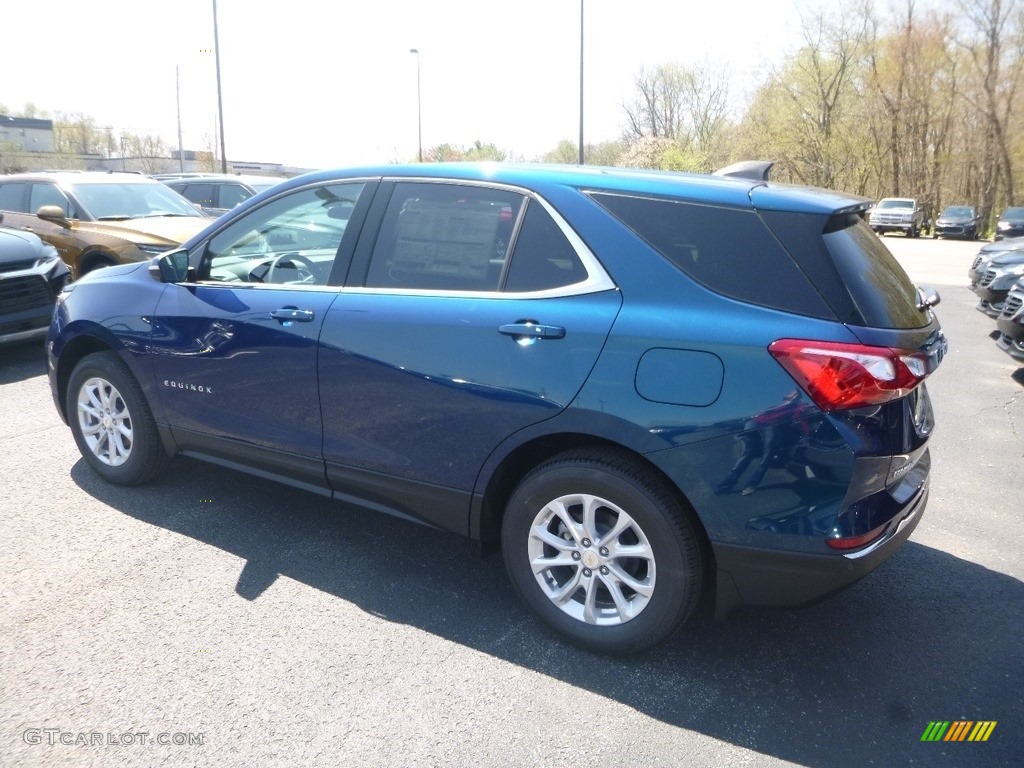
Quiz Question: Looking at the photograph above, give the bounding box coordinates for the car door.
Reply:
[147,179,372,489]
[0,181,83,270]
[318,180,622,533]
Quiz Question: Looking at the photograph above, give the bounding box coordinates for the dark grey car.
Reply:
[0,214,70,345]
[933,205,980,240]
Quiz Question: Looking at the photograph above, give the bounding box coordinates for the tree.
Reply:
[53,112,106,156]
[539,139,623,166]
[421,141,508,163]
[119,130,173,173]
[543,139,579,164]
[958,0,1023,224]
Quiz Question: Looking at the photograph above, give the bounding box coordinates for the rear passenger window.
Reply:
[503,200,587,292]
[365,183,523,292]
[0,182,28,212]
[182,184,215,208]
[589,192,834,318]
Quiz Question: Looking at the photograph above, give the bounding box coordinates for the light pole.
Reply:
[578,0,584,165]
[213,0,227,173]
[410,48,422,163]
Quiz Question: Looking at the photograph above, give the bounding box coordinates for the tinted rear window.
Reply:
[589,192,834,319]
[822,217,927,329]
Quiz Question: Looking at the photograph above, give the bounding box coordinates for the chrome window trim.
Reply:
[189,175,618,299]
[366,176,617,299]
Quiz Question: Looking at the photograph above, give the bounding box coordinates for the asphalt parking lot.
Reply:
[1,235,1021,767]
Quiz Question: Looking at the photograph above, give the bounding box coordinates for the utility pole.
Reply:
[578,0,584,165]
[213,0,228,173]
[176,66,185,172]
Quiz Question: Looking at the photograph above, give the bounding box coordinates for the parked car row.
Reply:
[868,196,1024,241]
[968,239,1024,362]
[151,173,287,216]
[0,170,293,345]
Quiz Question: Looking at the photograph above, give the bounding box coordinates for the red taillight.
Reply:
[825,522,889,550]
[769,339,927,411]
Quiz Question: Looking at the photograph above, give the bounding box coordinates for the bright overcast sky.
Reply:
[2,0,852,169]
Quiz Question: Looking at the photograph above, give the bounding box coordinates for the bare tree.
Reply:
[623,64,688,141]
[958,0,1022,224]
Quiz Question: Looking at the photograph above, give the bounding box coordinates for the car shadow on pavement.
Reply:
[0,341,48,385]
[71,456,1022,768]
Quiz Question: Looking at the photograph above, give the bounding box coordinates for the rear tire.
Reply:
[67,351,171,485]
[501,448,703,654]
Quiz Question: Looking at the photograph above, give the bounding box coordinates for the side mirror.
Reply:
[148,249,191,283]
[37,205,72,228]
[916,285,941,310]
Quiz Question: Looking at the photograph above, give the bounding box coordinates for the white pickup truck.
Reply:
[869,197,927,238]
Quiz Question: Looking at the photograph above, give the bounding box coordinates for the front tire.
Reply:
[67,351,170,485]
[501,449,703,654]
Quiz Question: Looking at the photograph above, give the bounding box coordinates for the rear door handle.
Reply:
[270,308,315,323]
[499,322,566,340]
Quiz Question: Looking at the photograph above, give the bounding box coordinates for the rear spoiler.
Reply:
[713,160,774,182]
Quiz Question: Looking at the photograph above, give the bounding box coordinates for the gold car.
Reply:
[0,171,212,278]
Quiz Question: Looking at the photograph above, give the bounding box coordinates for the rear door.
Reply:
[317,180,621,532]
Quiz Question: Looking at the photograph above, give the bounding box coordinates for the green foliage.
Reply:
[421,140,507,163]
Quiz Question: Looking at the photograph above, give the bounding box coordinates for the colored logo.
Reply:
[921,721,997,742]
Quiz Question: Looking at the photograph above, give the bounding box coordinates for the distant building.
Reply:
[0,115,55,152]
[0,114,308,176]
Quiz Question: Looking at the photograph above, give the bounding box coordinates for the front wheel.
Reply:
[67,351,171,485]
[501,449,703,654]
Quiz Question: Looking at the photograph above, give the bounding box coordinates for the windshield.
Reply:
[69,182,205,220]
[1002,208,1024,218]
[941,206,973,217]
[877,199,914,209]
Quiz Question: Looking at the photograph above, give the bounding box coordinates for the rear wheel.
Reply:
[67,351,170,485]
[501,448,703,654]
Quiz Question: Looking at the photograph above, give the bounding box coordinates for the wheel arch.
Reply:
[473,431,716,584]
[55,334,118,422]
[76,248,120,277]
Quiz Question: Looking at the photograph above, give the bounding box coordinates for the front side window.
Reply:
[30,183,76,218]
[365,182,523,292]
[200,182,364,286]
[217,184,252,209]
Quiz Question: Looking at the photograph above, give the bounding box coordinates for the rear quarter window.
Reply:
[588,192,834,319]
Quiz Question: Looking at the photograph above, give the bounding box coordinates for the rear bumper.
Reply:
[712,480,927,618]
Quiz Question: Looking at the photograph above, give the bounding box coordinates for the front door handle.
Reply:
[270,308,315,323]
[499,322,566,340]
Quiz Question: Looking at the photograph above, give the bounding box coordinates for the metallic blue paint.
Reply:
[317,289,621,491]
[47,162,943,619]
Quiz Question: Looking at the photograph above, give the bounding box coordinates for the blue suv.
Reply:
[47,163,946,653]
